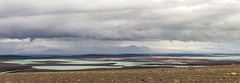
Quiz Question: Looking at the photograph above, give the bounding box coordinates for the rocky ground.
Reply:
[1,65,240,83]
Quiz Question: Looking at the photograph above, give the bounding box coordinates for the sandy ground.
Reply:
[1,65,240,83]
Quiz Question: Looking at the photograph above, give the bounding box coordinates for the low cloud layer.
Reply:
[0,0,240,41]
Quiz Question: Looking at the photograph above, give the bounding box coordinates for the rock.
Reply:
[225,72,237,75]
[231,72,237,75]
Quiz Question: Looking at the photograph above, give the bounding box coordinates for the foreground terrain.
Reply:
[1,65,240,83]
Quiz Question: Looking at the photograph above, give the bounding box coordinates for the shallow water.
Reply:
[32,66,123,70]
[2,59,69,64]
[4,55,237,71]
[0,70,20,73]
[139,65,205,68]
[1,59,188,70]
[1,54,239,72]
[190,55,240,60]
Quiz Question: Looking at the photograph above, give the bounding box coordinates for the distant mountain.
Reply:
[75,45,154,54]
[42,48,65,54]
[118,45,154,53]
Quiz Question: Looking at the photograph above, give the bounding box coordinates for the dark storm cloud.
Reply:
[0,0,240,41]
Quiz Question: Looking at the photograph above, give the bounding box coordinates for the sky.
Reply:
[0,0,240,54]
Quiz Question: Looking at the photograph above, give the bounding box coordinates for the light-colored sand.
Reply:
[1,65,240,83]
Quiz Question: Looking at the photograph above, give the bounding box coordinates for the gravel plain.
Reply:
[1,65,240,83]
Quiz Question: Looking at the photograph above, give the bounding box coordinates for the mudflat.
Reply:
[1,65,240,83]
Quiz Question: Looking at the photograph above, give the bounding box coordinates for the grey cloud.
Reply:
[0,0,240,41]
[0,41,65,54]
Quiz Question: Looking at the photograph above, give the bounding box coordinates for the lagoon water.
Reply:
[2,59,188,70]
[1,54,239,71]
[3,59,69,64]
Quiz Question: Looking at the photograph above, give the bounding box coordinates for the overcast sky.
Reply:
[0,0,240,54]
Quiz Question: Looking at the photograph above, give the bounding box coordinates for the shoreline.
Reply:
[1,65,240,83]
[1,58,240,73]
